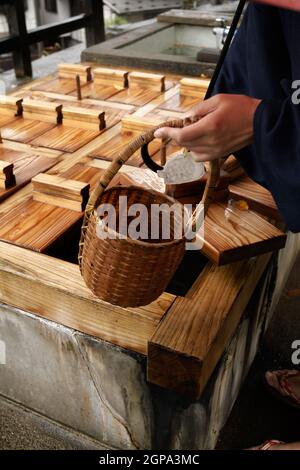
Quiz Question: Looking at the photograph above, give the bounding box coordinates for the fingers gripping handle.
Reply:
[83,116,218,231]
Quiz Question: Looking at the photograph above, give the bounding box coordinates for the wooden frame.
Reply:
[0,66,286,401]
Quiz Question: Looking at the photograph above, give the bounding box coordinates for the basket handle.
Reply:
[86,117,219,213]
[79,118,219,266]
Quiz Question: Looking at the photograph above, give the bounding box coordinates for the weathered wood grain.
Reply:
[0,198,83,252]
[29,125,104,153]
[158,93,200,113]
[108,86,164,106]
[69,82,126,101]
[0,95,23,116]
[62,106,106,130]
[89,123,161,167]
[180,78,209,97]
[22,99,63,124]
[58,63,92,82]
[200,201,286,264]
[229,176,279,220]
[31,77,80,94]
[14,92,136,128]
[148,253,271,399]
[32,174,90,212]
[0,241,175,355]
[121,114,165,133]
[93,67,129,88]
[0,118,56,144]
[0,146,60,201]
[129,71,166,92]
[0,160,15,189]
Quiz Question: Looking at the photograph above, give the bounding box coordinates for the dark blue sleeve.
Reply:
[253,98,300,232]
[213,4,300,232]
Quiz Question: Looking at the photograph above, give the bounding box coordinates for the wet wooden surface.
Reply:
[0,64,287,399]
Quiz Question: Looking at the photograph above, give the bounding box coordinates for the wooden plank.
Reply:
[61,162,105,189]
[229,176,279,220]
[86,157,144,174]
[93,67,129,87]
[67,68,129,101]
[108,87,163,107]
[89,123,162,167]
[0,144,61,202]
[31,77,79,94]
[32,174,90,212]
[148,254,271,399]
[69,82,126,101]
[0,241,176,355]
[0,160,15,189]
[129,71,165,92]
[13,92,136,129]
[0,118,56,144]
[29,125,104,153]
[22,99,63,124]
[0,198,83,252]
[62,106,106,131]
[0,95,23,116]
[200,202,286,265]
[121,114,163,133]
[222,155,245,181]
[58,63,92,82]
[158,92,200,113]
[180,78,209,98]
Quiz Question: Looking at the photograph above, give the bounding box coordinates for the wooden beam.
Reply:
[229,176,280,220]
[200,202,286,265]
[121,114,163,133]
[148,254,271,400]
[62,106,106,131]
[32,174,90,212]
[0,241,175,356]
[0,95,23,116]
[58,63,92,82]
[22,99,63,124]
[180,78,209,97]
[93,67,129,88]
[129,71,166,92]
[0,161,16,189]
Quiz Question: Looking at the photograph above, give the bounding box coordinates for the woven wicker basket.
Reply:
[79,118,218,307]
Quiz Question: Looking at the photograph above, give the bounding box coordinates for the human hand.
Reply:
[154,94,262,162]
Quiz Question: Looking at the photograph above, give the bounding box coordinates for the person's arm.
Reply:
[253,97,300,232]
[154,94,261,162]
[252,0,300,12]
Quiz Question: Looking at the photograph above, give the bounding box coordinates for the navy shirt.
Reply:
[214,4,300,231]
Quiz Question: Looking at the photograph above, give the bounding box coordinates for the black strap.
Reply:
[141,0,247,172]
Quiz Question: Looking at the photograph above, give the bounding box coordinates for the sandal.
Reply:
[258,440,284,450]
[263,370,300,410]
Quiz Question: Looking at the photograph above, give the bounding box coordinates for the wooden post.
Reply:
[85,0,105,47]
[76,75,82,101]
[8,0,32,78]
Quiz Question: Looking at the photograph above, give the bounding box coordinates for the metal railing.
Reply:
[0,0,105,77]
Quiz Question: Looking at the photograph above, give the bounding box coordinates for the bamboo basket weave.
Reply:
[78,118,218,307]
